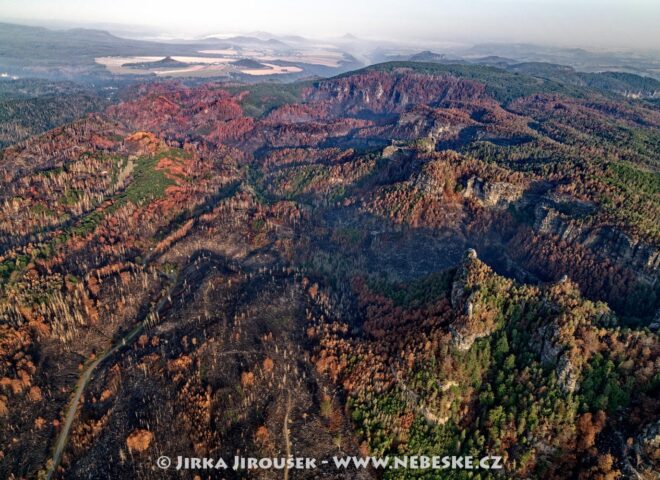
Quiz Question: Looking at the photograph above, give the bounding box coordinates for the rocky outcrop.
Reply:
[462,176,524,208]
[308,71,488,116]
[555,355,579,393]
[449,249,497,351]
[538,322,563,365]
[538,321,580,393]
[449,322,486,351]
[123,131,164,156]
[387,105,470,142]
[450,248,478,309]
[534,204,660,272]
[635,420,660,469]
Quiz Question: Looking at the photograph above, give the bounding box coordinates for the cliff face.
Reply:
[462,175,524,208]
[448,249,611,394]
[449,250,481,350]
[449,249,503,351]
[538,321,580,393]
[308,71,489,116]
[388,105,468,143]
[534,203,660,272]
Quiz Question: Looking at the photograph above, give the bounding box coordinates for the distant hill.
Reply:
[354,60,658,102]
[462,42,660,80]
[471,55,519,67]
[508,62,660,98]
[220,36,290,48]
[408,50,465,64]
[341,61,585,104]
[0,78,104,148]
[123,56,190,70]
[0,22,355,81]
[231,58,269,69]
[0,22,201,81]
[0,22,178,61]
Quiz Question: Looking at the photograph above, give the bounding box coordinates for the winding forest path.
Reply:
[283,390,292,480]
[44,273,177,480]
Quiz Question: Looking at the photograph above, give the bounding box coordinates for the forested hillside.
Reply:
[0,62,657,479]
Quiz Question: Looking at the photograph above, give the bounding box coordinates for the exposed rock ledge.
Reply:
[534,204,659,272]
[449,249,497,351]
[462,176,524,209]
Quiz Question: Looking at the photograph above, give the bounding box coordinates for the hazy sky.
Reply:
[1,0,659,49]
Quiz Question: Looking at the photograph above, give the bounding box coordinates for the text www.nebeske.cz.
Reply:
[159,455,504,471]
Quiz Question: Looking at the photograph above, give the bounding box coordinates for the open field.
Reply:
[95,56,302,76]
[199,48,346,67]
[240,63,303,75]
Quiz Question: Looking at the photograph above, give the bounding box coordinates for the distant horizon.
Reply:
[1,17,659,57]
[1,0,659,51]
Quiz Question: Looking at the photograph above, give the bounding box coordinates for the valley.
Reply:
[0,59,658,479]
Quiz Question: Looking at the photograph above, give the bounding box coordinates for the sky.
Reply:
[1,0,659,49]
